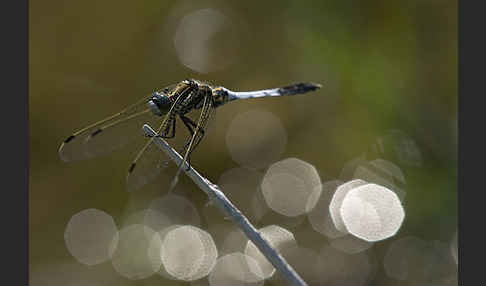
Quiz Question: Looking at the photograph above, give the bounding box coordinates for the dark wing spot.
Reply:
[91,129,102,137]
[64,135,76,143]
[128,163,136,173]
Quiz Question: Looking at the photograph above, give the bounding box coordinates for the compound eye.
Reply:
[156,93,172,110]
[147,100,162,116]
[148,92,172,116]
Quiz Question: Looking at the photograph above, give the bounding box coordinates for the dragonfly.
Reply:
[59,79,321,192]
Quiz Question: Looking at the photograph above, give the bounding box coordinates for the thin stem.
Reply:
[143,124,308,286]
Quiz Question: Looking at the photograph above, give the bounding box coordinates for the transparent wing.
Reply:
[125,85,193,192]
[59,85,176,162]
[125,136,170,192]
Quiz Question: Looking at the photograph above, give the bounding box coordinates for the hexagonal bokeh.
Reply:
[160,225,218,281]
[64,208,119,266]
[208,253,264,286]
[261,157,322,217]
[340,183,405,242]
[329,179,368,233]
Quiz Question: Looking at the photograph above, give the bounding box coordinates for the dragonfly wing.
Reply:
[125,87,191,192]
[58,85,178,162]
[125,137,171,192]
[59,99,154,162]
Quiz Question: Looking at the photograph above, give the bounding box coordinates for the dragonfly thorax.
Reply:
[148,92,172,116]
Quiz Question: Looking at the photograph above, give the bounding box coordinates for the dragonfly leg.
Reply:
[155,116,176,139]
[180,142,193,171]
[180,115,205,163]
[168,117,176,138]
[180,115,195,135]
[181,116,204,137]
[181,115,205,136]
[189,128,205,150]
[185,154,192,171]
[180,128,205,171]
[169,94,213,192]
[181,121,205,151]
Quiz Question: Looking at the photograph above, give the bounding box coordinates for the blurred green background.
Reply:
[30,0,457,285]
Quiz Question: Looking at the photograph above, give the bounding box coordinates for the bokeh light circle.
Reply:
[220,228,249,256]
[208,253,264,286]
[144,193,201,233]
[329,179,368,233]
[161,225,218,281]
[110,224,162,280]
[64,208,118,266]
[261,158,322,217]
[353,158,406,201]
[370,129,423,167]
[340,183,405,242]
[174,8,240,73]
[307,180,346,239]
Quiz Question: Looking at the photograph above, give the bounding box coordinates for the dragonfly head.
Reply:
[148,91,171,116]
